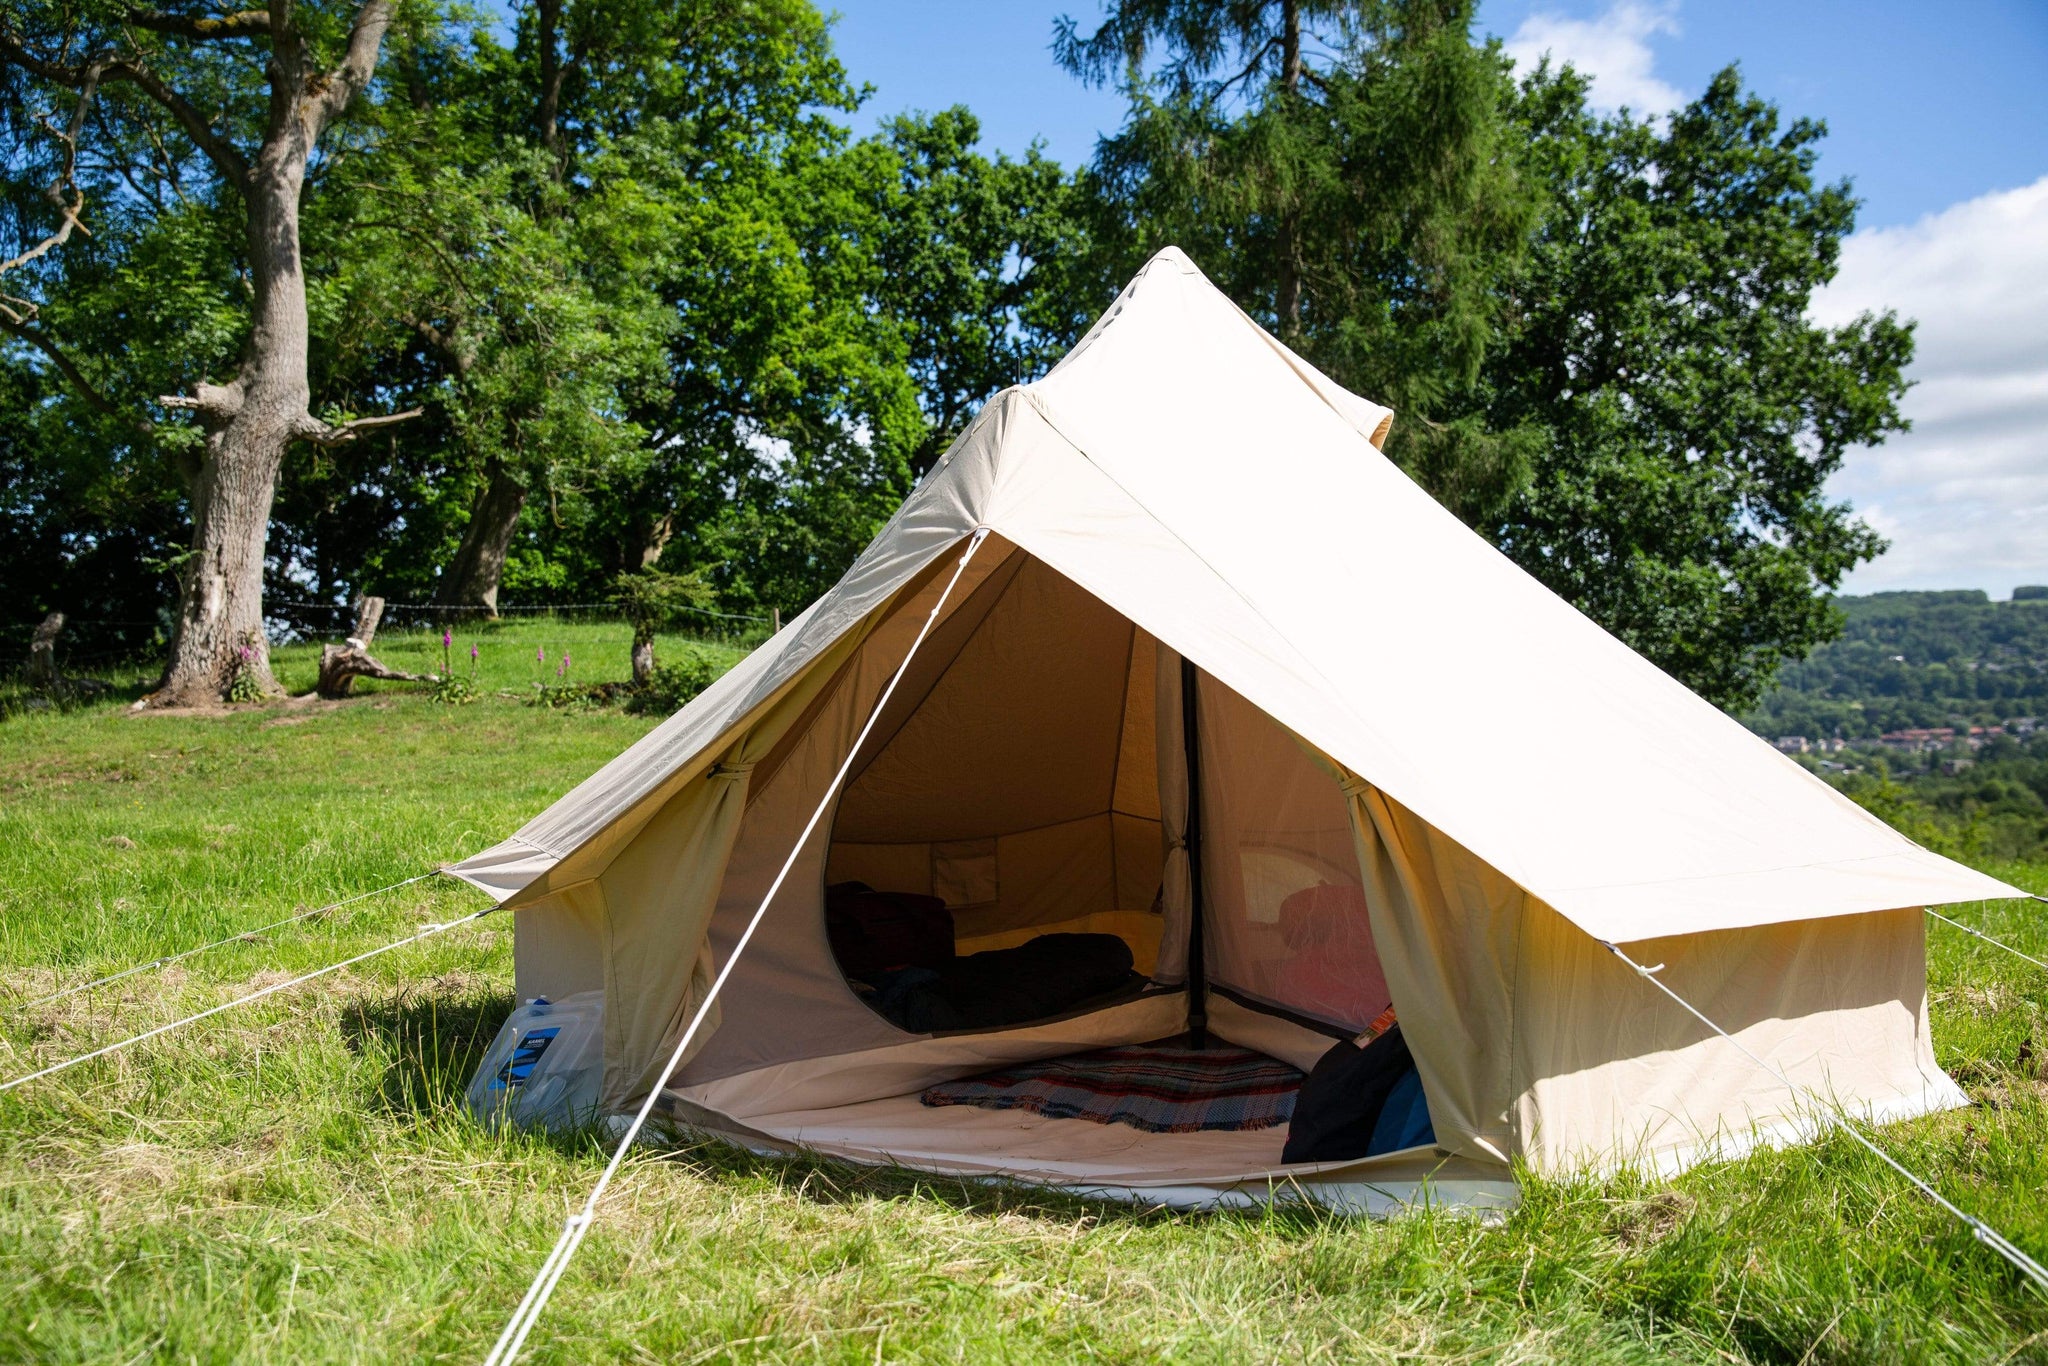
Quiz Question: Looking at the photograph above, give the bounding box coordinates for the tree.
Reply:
[1480,67,1905,710]
[866,108,1089,476]
[1059,0,1543,524]
[613,568,712,686]
[0,1,417,704]
[1062,6,1905,709]
[562,1,925,616]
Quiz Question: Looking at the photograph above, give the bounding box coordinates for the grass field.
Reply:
[1,632,2045,1363]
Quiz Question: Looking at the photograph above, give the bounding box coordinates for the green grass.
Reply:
[0,654,2044,1362]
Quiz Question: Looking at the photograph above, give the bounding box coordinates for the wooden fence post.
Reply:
[27,612,63,691]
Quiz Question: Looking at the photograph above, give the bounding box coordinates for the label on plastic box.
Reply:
[491,1026,562,1090]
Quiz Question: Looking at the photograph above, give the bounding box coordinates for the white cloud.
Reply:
[1815,176,2048,598]
[1503,1,1684,116]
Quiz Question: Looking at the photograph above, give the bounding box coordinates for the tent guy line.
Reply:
[0,903,492,1096]
[482,527,994,1366]
[1598,939,2048,1293]
[13,871,442,1011]
[1928,906,2048,973]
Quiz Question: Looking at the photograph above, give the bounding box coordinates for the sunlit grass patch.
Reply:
[0,691,2043,1361]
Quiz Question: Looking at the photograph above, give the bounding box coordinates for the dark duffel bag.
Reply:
[1281,1023,1421,1164]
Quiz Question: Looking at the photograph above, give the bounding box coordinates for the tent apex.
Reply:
[1142,244,1202,274]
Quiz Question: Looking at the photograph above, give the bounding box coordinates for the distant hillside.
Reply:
[1745,589,2048,739]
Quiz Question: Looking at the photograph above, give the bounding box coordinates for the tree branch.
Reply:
[124,8,272,40]
[306,0,394,139]
[0,29,251,184]
[0,59,103,279]
[1214,35,1282,99]
[295,407,422,446]
[0,310,154,438]
[111,54,250,182]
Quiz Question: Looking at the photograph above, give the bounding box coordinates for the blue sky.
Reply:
[828,1,2048,597]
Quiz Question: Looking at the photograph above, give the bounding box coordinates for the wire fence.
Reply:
[0,592,782,683]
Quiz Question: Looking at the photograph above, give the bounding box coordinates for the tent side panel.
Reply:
[676,559,1020,1088]
[512,879,607,1002]
[1343,782,1522,1165]
[1197,673,1391,1032]
[591,620,879,1110]
[1510,904,1963,1175]
[591,754,748,1110]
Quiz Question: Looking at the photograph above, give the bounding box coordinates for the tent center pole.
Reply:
[1181,654,1208,1049]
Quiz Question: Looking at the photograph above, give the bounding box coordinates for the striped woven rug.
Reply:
[919,1040,1304,1134]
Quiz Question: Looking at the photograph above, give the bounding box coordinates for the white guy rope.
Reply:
[17,871,441,1011]
[1928,906,2048,974]
[0,905,493,1096]
[1599,939,2048,1293]
[483,527,993,1366]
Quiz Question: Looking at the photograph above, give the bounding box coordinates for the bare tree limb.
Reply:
[295,406,423,446]
[0,59,104,278]
[123,8,272,40]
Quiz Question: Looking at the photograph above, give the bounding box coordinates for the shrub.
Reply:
[634,647,724,714]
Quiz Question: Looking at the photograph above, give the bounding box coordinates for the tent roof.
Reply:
[451,247,2019,941]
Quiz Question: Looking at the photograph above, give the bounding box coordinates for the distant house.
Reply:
[1878,727,1956,751]
[1774,736,1810,754]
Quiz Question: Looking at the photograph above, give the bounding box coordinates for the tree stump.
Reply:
[27,613,64,691]
[316,596,430,698]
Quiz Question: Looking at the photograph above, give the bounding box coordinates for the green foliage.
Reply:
[613,569,714,647]
[1480,65,1905,712]
[224,644,268,704]
[431,673,481,705]
[633,645,727,714]
[2,0,1918,718]
[866,108,1091,475]
[1058,6,1900,711]
[1067,0,1541,525]
[1748,590,2048,738]
[1832,759,1991,861]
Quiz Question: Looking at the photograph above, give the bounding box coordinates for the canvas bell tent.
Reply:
[451,247,2019,1212]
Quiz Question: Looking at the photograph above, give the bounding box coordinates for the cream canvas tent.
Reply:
[451,247,2019,1212]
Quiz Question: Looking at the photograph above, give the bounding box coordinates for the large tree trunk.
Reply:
[435,458,528,614]
[142,3,399,707]
[155,148,313,705]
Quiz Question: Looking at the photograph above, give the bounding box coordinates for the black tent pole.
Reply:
[1181,653,1208,1049]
